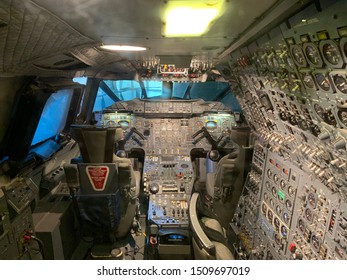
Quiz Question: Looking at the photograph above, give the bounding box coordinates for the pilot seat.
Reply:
[63,125,140,258]
[189,192,234,260]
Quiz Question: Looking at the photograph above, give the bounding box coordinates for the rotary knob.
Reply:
[149,183,159,194]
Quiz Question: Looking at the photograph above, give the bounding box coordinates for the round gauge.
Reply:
[205,120,217,131]
[274,233,281,245]
[298,219,305,232]
[314,73,331,91]
[261,203,267,214]
[107,120,116,126]
[337,110,347,127]
[285,199,292,211]
[314,103,327,120]
[195,120,204,129]
[304,43,323,67]
[308,192,317,207]
[305,208,313,222]
[302,73,315,89]
[143,120,151,127]
[325,109,337,126]
[269,198,275,208]
[311,235,320,250]
[274,217,281,229]
[320,41,342,66]
[275,205,282,216]
[281,225,288,237]
[282,212,290,224]
[118,120,129,130]
[273,174,279,184]
[280,179,286,190]
[272,186,277,197]
[267,209,274,223]
[341,38,347,60]
[265,181,271,191]
[291,45,306,67]
[288,185,296,197]
[135,120,142,129]
[267,169,273,179]
[333,75,347,94]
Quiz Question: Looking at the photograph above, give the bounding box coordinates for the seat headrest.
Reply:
[71,125,118,163]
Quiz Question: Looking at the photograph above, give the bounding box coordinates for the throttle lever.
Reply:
[192,129,203,138]
[192,134,205,145]
[132,127,145,140]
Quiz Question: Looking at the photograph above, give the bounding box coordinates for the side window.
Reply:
[31,89,73,146]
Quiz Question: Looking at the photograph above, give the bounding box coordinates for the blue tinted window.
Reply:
[31,89,73,145]
[143,80,163,98]
[190,82,229,100]
[172,82,189,98]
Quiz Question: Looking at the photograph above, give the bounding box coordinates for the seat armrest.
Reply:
[189,193,215,255]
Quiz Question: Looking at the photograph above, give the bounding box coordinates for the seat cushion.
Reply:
[212,241,234,260]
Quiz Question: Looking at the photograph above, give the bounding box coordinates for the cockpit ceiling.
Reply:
[0,0,313,78]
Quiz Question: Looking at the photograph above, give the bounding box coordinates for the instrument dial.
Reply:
[281,225,288,237]
[282,212,290,224]
[321,41,342,66]
[325,109,337,126]
[333,74,347,94]
[261,203,267,214]
[337,110,347,127]
[315,74,331,91]
[291,45,306,67]
[302,73,315,89]
[298,219,305,233]
[304,43,322,66]
[267,209,274,223]
[107,120,116,126]
[314,103,327,120]
[118,120,129,130]
[205,120,217,131]
[288,185,296,197]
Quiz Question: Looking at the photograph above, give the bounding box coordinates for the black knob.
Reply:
[208,150,220,161]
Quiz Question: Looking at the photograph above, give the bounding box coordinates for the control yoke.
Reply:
[192,127,231,151]
[117,127,145,150]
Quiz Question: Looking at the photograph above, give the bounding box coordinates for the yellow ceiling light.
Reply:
[163,0,224,37]
[100,45,146,51]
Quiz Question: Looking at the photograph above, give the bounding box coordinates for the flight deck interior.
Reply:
[0,0,347,260]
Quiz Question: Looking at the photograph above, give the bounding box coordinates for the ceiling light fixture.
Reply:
[163,0,224,37]
[100,45,146,51]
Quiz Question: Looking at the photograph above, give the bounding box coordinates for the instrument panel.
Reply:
[96,99,237,154]
[229,0,347,260]
[96,99,238,230]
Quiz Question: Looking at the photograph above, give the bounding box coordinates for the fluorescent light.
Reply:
[163,0,224,37]
[100,45,146,51]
